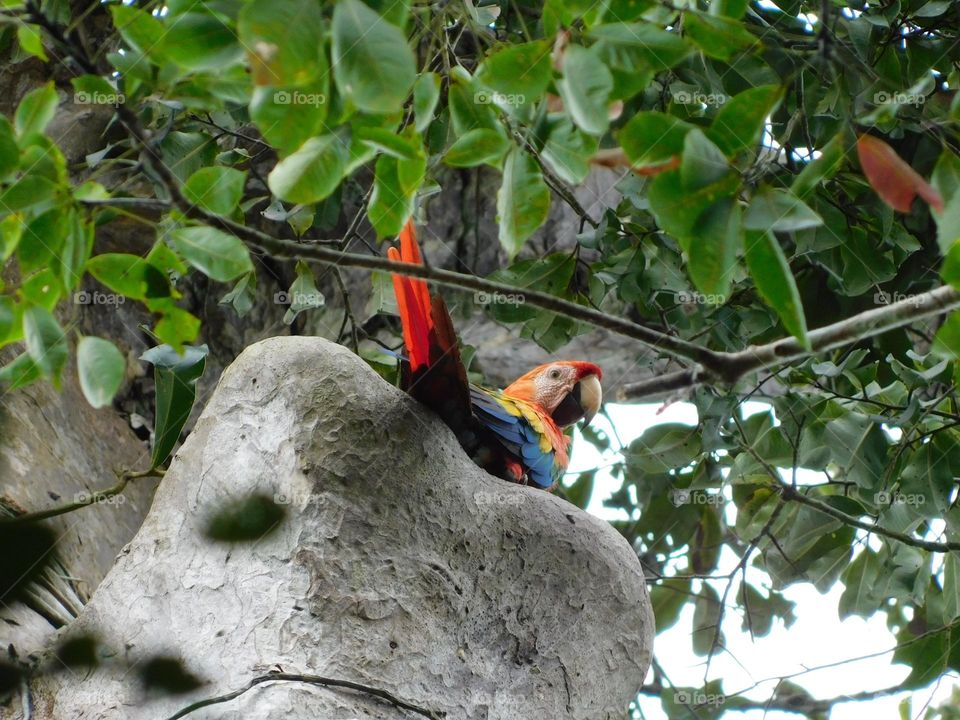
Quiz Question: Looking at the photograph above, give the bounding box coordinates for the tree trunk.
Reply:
[25,337,654,720]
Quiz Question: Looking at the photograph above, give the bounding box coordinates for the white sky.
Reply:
[570,403,960,719]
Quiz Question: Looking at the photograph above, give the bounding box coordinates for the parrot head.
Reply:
[504,361,603,428]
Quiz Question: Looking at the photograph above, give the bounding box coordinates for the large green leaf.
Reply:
[496,148,551,257]
[159,12,244,72]
[86,253,171,300]
[268,135,347,204]
[14,82,58,138]
[238,0,327,87]
[170,227,254,283]
[744,229,809,347]
[617,112,695,168]
[557,45,614,136]
[183,167,247,216]
[744,187,823,232]
[368,154,414,238]
[331,0,416,114]
[707,85,783,157]
[22,305,67,385]
[140,344,208,468]
[77,336,125,409]
[443,128,509,168]
[476,41,553,102]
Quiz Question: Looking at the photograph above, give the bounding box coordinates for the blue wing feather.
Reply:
[470,386,558,489]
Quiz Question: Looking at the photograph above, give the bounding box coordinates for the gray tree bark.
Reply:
[24,337,654,720]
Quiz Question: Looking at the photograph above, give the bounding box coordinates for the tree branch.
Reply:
[162,671,444,720]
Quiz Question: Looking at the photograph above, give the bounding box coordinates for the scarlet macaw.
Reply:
[387,220,602,490]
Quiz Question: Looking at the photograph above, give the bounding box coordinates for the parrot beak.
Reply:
[577,373,602,427]
[550,373,603,428]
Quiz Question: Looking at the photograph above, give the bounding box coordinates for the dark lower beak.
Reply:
[551,375,602,428]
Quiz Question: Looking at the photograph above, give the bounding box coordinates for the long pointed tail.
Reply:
[387,221,473,439]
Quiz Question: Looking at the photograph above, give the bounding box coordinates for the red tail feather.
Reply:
[387,221,435,371]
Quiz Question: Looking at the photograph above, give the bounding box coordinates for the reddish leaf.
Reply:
[591,148,681,176]
[857,134,944,214]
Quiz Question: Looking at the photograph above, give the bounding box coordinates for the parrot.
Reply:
[387,220,602,490]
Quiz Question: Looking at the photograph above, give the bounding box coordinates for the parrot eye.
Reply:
[549,368,562,380]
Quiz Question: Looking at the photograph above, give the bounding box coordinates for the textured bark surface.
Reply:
[28,337,654,720]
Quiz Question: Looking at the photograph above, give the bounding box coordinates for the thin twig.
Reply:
[162,672,445,720]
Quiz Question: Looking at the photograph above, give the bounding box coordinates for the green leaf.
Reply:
[238,0,326,87]
[413,72,441,133]
[154,305,201,353]
[557,45,614,136]
[140,343,207,468]
[281,261,325,324]
[220,271,256,318]
[368,154,413,238]
[0,116,18,181]
[744,188,823,232]
[476,41,553,102]
[496,148,551,258]
[17,24,47,61]
[691,583,723,656]
[170,226,254,283]
[626,423,701,473]
[355,127,420,160]
[744,229,809,347]
[110,5,165,56]
[680,129,729,190]
[159,12,243,72]
[22,305,67,384]
[86,253,171,300]
[267,135,347,205]
[0,175,57,211]
[649,578,691,633]
[0,351,41,390]
[542,121,598,185]
[0,297,14,345]
[791,130,848,198]
[707,85,783,157]
[332,0,415,114]
[183,167,246,216]
[687,196,741,298]
[77,336,125,408]
[14,82,58,137]
[443,128,509,168]
[587,23,693,72]
[893,627,950,690]
[17,206,68,274]
[683,11,758,60]
[249,83,329,156]
[617,112,695,169]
